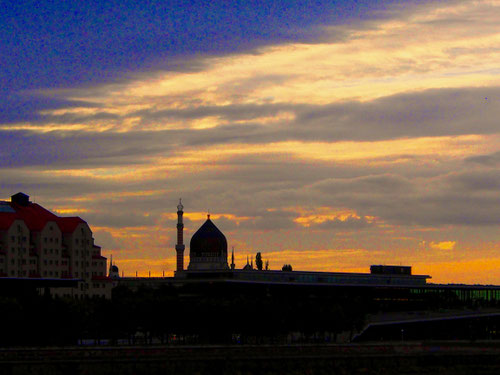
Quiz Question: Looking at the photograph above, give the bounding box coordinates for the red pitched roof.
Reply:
[0,214,18,230]
[11,202,59,231]
[57,217,86,233]
[0,195,87,234]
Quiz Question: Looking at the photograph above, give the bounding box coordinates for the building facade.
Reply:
[0,192,112,298]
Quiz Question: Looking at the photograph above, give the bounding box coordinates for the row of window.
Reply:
[43,237,59,244]
[44,248,59,255]
[1,258,102,268]
[10,236,92,247]
[11,236,27,243]
[11,247,27,253]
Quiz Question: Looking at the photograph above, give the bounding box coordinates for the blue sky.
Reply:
[1,0,404,122]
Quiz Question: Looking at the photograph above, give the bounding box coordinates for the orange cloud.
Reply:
[429,241,456,251]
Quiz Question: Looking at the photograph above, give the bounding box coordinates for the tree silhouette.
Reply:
[255,252,263,270]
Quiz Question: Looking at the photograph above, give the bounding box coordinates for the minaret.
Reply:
[108,254,113,276]
[231,247,235,270]
[175,198,185,273]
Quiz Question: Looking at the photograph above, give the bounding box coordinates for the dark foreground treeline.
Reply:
[2,281,500,346]
[0,283,367,346]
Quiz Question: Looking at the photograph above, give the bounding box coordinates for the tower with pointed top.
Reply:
[175,198,185,273]
[231,247,235,270]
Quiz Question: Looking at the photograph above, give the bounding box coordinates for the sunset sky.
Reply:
[2,0,500,283]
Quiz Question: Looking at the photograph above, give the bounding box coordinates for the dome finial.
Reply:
[207,209,210,219]
[177,198,183,211]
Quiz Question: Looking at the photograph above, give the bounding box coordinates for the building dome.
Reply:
[109,263,120,279]
[188,216,229,270]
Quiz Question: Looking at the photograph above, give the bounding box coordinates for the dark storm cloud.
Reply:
[79,212,157,229]
[311,166,500,227]
[0,129,177,168]
[447,170,500,192]
[2,136,498,232]
[19,85,499,152]
[290,87,500,141]
[313,174,413,195]
[465,151,500,166]
[0,94,98,124]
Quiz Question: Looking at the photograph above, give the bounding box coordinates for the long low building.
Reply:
[117,201,500,306]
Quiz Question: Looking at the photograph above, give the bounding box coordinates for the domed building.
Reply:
[188,215,229,270]
[108,255,120,279]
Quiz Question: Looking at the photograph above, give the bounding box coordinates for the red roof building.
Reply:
[0,193,112,299]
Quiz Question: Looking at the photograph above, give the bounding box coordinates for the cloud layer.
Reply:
[1,0,500,283]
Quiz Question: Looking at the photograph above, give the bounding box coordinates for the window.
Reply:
[49,260,53,265]
[55,238,59,244]
[49,271,52,276]
[55,249,58,255]
[44,260,47,265]
[22,236,26,242]
[44,249,47,255]
[75,272,79,277]
[44,237,47,243]
[55,260,58,265]
[76,261,79,266]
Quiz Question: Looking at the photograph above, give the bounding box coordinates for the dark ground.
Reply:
[2,342,500,375]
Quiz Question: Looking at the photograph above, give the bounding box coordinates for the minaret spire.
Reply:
[175,198,185,274]
[108,254,113,277]
[231,247,235,270]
